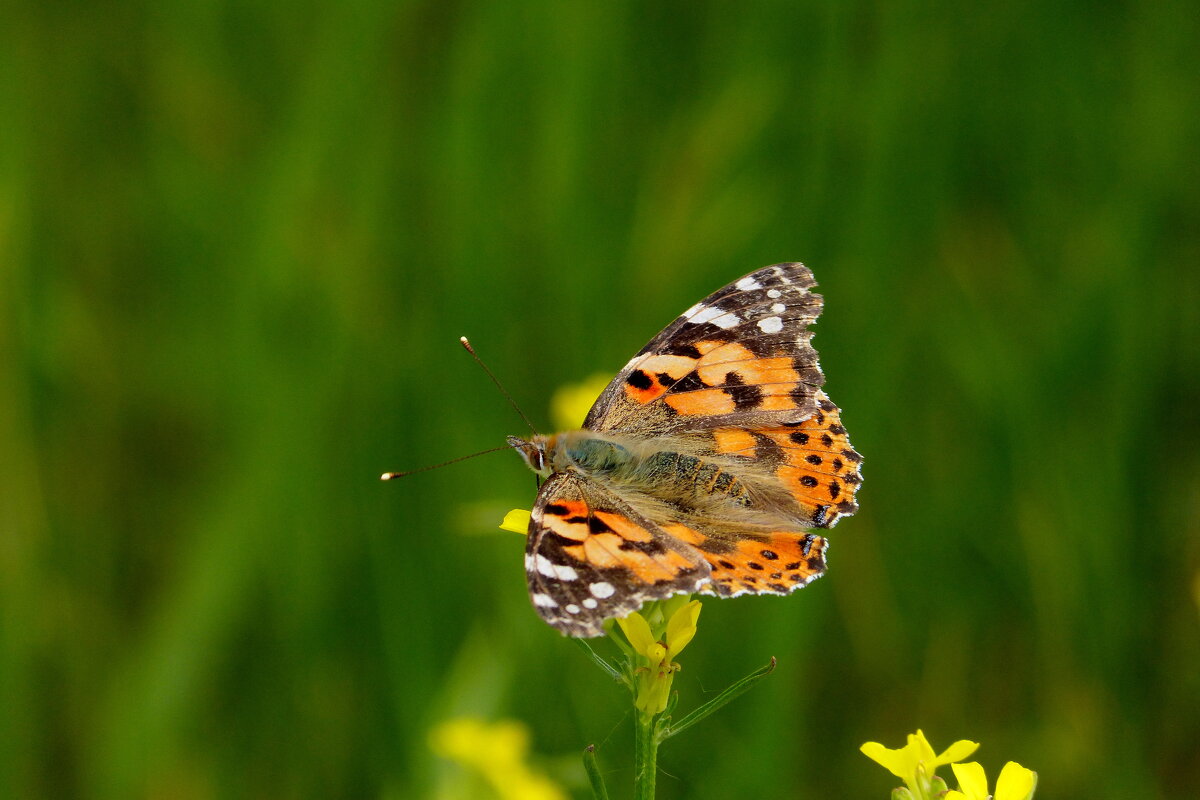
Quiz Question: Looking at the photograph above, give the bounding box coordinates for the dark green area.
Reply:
[2,2,1198,798]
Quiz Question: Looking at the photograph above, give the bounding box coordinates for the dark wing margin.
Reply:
[583,263,826,434]
[525,473,710,637]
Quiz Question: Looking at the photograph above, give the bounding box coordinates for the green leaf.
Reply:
[658,656,776,741]
[582,744,611,800]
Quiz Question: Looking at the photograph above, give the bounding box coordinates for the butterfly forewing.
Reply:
[584,263,826,434]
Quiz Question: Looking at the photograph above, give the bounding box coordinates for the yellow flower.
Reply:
[550,374,610,430]
[945,760,1038,800]
[861,730,979,798]
[616,599,701,715]
[500,508,532,535]
[430,717,568,800]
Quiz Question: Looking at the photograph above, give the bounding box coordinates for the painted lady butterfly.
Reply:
[509,263,862,637]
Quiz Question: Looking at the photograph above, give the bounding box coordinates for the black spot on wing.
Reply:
[672,372,705,393]
[626,370,653,389]
[723,372,764,409]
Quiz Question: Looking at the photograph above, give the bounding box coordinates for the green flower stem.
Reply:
[582,744,610,800]
[633,711,659,800]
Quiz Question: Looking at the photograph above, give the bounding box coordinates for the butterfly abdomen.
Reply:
[635,451,751,507]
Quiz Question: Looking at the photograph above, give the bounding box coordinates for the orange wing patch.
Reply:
[755,392,862,528]
[540,502,699,584]
[660,341,821,417]
[665,387,737,416]
[697,531,828,597]
[713,427,757,456]
[622,353,700,404]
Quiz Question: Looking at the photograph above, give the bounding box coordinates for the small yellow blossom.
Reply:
[945,760,1038,800]
[430,717,567,800]
[616,599,702,715]
[500,508,532,535]
[861,730,978,798]
[550,374,610,430]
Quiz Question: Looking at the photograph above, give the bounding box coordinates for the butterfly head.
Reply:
[507,434,552,477]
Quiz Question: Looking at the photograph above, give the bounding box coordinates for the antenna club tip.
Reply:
[380,472,401,481]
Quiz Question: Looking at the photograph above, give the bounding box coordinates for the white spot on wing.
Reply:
[582,598,598,609]
[757,316,784,333]
[736,276,762,291]
[710,311,741,329]
[767,289,782,298]
[565,603,581,614]
[688,305,723,325]
[533,593,557,608]
[589,581,616,598]
[534,553,578,581]
[688,305,742,329]
[682,302,704,319]
[771,303,786,313]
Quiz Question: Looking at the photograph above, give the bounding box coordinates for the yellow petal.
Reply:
[942,792,968,800]
[500,508,532,535]
[665,599,702,656]
[616,612,657,657]
[910,730,937,764]
[638,670,673,715]
[950,761,989,800]
[935,738,981,767]
[994,761,1037,800]
[860,741,917,780]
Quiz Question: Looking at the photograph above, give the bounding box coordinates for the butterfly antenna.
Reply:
[459,336,538,435]
[380,444,518,481]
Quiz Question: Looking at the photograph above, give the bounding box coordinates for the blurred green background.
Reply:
[2,1,1198,798]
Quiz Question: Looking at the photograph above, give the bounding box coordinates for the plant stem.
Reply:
[582,744,610,800]
[633,711,659,799]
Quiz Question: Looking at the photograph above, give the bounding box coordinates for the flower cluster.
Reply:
[615,596,701,715]
[861,730,1036,800]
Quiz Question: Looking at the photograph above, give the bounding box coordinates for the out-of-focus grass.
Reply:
[1,2,1197,798]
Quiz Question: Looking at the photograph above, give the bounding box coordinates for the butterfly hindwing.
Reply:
[584,263,827,434]
[525,473,710,637]
[705,390,863,529]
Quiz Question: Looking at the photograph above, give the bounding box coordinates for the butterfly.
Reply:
[508,263,862,637]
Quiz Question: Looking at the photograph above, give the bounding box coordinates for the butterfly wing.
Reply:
[707,389,863,528]
[584,263,827,434]
[655,518,831,598]
[525,473,710,637]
